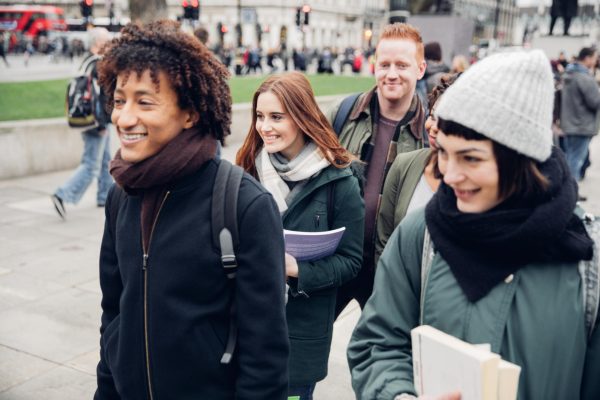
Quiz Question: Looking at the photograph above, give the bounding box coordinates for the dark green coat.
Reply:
[283,165,364,385]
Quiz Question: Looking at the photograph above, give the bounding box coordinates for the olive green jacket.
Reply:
[284,165,364,385]
[375,148,430,263]
[326,88,425,159]
[348,208,600,400]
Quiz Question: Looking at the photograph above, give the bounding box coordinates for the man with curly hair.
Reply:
[94,20,289,399]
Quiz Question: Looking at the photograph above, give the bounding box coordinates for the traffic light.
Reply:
[190,0,200,20]
[80,0,93,18]
[182,1,190,19]
[295,8,301,27]
[302,5,311,25]
[217,22,227,44]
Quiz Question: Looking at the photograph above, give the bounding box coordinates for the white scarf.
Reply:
[256,143,330,212]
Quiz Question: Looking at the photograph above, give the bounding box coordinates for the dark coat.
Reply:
[94,159,289,400]
[283,165,364,385]
[551,0,578,18]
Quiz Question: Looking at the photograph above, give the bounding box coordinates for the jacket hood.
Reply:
[565,62,590,75]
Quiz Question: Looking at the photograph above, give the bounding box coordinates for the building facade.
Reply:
[407,0,519,45]
[26,0,388,50]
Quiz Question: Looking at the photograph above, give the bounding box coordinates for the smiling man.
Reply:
[327,23,427,316]
[94,20,289,400]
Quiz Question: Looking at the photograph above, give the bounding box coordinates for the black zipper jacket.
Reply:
[94,159,289,399]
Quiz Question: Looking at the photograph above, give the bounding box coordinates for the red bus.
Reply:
[0,5,67,49]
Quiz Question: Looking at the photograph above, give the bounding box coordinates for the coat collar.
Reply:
[283,165,352,215]
[349,87,426,141]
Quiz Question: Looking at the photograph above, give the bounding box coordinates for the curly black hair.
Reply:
[97,20,231,140]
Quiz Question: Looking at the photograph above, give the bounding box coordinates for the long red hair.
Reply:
[236,72,352,178]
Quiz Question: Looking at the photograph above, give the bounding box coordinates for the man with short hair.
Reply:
[51,27,113,219]
[560,46,600,190]
[328,23,427,316]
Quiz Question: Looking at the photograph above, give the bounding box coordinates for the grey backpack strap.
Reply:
[420,227,434,325]
[580,213,600,340]
[211,159,244,364]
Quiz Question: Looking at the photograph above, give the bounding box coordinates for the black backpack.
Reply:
[66,54,100,128]
[108,159,244,364]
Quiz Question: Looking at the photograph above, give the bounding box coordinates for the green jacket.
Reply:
[376,148,430,263]
[326,87,425,160]
[348,208,600,400]
[284,165,364,385]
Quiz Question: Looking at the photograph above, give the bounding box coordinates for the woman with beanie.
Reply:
[375,73,458,262]
[348,50,599,400]
[237,72,364,400]
[94,20,289,399]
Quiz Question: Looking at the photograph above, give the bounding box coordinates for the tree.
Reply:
[129,0,168,24]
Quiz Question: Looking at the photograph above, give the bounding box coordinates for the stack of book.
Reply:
[411,325,521,400]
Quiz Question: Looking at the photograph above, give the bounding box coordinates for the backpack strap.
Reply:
[79,53,100,75]
[419,227,434,325]
[332,93,361,136]
[580,213,600,340]
[211,159,244,364]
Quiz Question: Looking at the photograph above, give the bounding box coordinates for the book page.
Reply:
[412,326,500,400]
[284,227,345,261]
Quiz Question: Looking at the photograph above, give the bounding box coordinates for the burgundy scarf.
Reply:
[110,128,217,250]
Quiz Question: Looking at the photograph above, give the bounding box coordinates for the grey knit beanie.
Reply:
[435,49,554,162]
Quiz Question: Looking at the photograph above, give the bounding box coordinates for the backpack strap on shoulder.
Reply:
[333,92,361,136]
[79,53,99,75]
[212,159,244,364]
[580,213,600,340]
[420,227,434,325]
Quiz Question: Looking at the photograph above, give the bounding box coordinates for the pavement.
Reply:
[0,54,83,83]
[0,138,363,399]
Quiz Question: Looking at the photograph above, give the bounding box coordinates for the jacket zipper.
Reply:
[142,191,170,400]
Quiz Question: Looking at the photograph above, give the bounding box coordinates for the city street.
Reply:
[0,135,599,399]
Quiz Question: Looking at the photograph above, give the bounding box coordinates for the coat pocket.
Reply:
[287,291,334,340]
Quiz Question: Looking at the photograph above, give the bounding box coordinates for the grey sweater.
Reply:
[560,63,600,136]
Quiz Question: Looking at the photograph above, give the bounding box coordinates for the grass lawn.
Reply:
[0,74,374,122]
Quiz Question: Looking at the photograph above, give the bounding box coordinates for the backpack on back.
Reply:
[108,159,244,364]
[66,54,100,128]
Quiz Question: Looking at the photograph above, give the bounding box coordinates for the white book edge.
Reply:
[498,360,521,400]
[411,325,501,400]
[283,227,346,236]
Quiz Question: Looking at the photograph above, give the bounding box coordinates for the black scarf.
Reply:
[425,147,593,302]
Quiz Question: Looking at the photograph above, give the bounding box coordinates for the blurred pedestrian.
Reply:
[94,20,289,399]
[450,55,469,74]
[23,40,34,67]
[193,26,209,45]
[51,27,113,219]
[0,31,9,67]
[422,42,450,97]
[549,0,578,36]
[327,23,427,317]
[237,71,364,400]
[560,46,600,195]
[349,49,599,400]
